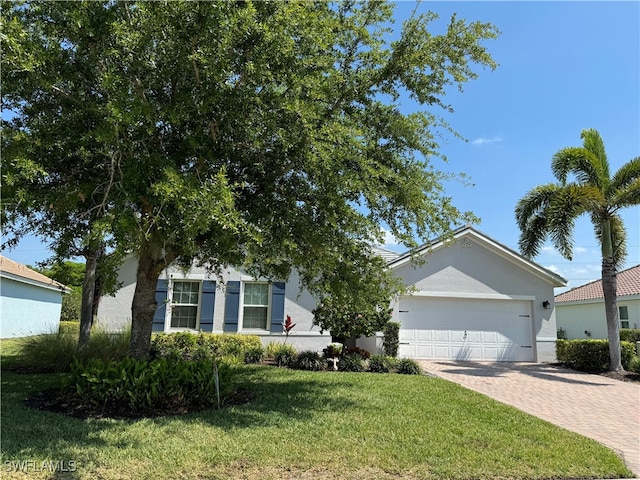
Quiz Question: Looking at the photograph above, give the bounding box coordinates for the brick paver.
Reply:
[419,361,640,477]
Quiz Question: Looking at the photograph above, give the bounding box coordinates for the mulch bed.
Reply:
[597,370,640,383]
[24,387,254,420]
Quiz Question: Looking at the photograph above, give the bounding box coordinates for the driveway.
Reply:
[420,361,640,477]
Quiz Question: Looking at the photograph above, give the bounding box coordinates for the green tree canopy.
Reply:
[2,1,499,359]
[515,128,640,371]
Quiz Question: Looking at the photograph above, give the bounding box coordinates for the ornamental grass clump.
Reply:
[396,358,423,375]
[265,342,297,367]
[368,354,397,373]
[292,351,325,371]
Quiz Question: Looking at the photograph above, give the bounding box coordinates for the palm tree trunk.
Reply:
[602,257,622,371]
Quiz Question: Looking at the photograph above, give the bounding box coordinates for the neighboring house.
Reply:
[0,256,68,338]
[555,264,640,340]
[98,226,566,362]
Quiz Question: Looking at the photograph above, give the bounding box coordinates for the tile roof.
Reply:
[0,255,67,291]
[555,264,640,303]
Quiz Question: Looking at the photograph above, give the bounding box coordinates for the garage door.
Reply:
[398,296,534,362]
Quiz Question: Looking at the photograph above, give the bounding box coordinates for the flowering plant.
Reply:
[283,315,296,344]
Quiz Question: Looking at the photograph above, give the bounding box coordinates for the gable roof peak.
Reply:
[386,226,567,287]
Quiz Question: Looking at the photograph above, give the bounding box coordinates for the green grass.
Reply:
[0,339,633,480]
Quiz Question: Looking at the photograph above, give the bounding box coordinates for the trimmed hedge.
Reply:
[556,339,636,372]
[620,329,640,345]
[150,332,262,362]
[382,322,400,357]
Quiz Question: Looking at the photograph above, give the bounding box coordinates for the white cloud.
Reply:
[380,228,400,246]
[471,135,503,146]
[544,264,561,274]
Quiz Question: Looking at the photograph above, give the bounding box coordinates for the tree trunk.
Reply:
[129,242,170,360]
[78,248,100,351]
[602,256,623,371]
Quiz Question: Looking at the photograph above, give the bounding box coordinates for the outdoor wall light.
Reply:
[542,300,551,309]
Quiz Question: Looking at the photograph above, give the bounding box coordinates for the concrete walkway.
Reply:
[419,361,640,477]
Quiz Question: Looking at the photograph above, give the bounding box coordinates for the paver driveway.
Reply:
[420,361,640,477]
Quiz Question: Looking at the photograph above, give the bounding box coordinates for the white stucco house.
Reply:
[555,264,640,340]
[0,256,68,338]
[98,226,566,362]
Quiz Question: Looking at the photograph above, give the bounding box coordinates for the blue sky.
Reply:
[379,1,640,292]
[3,1,639,293]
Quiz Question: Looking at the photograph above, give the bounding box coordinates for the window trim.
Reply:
[619,305,630,329]
[239,281,272,332]
[168,280,202,331]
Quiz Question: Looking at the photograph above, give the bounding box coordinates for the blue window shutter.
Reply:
[270,282,286,333]
[199,281,216,332]
[223,281,240,332]
[153,280,169,332]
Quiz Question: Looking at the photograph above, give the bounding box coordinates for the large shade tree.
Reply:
[515,129,640,371]
[2,2,124,349]
[2,1,499,359]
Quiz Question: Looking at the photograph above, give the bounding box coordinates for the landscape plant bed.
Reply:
[1,363,633,480]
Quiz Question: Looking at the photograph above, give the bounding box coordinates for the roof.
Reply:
[555,264,640,303]
[387,225,567,287]
[0,256,68,293]
[372,245,400,263]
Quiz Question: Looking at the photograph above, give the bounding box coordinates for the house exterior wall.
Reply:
[386,235,560,362]
[96,256,330,351]
[556,297,640,340]
[0,277,62,338]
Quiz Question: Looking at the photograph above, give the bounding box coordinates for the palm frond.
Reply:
[610,157,640,192]
[514,184,557,231]
[545,184,602,260]
[581,129,608,166]
[517,214,548,259]
[610,177,640,209]
[551,147,602,187]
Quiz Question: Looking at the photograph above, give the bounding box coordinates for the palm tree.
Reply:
[515,129,640,371]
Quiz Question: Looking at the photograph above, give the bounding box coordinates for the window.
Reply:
[242,283,270,330]
[619,306,629,329]
[170,281,200,329]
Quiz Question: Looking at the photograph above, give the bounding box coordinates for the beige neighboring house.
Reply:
[0,256,68,338]
[555,264,640,339]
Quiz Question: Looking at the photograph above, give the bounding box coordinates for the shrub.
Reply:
[150,332,262,362]
[628,356,640,374]
[620,329,640,344]
[396,358,423,375]
[368,354,397,373]
[244,344,265,364]
[60,287,82,322]
[292,351,325,371]
[383,322,400,357]
[556,339,636,372]
[338,354,365,372]
[323,342,344,357]
[345,346,371,359]
[265,342,297,367]
[67,357,236,415]
[59,321,80,335]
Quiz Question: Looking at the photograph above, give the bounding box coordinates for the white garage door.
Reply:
[398,296,534,362]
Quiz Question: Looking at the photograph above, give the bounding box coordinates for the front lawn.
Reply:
[0,341,633,479]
